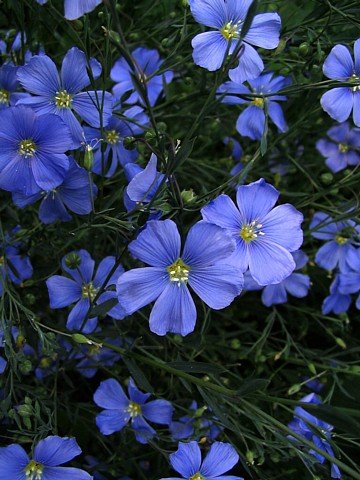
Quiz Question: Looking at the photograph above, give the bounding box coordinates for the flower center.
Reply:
[19,139,36,158]
[189,473,205,480]
[105,129,120,145]
[55,89,73,108]
[349,74,360,92]
[127,401,142,417]
[240,220,265,242]
[335,234,348,245]
[167,258,190,284]
[25,460,43,480]
[221,21,241,40]
[81,282,98,301]
[252,97,265,108]
[338,143,349,153]
[39,357,52,368]
[0,88,10,105]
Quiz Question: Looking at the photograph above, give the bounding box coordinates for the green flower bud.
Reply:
[72,333,92,345]
[230,338,241,349]
[18,404,32,417]
[19,359,33,375]
[246,450,255,465]
[335,337,346,349]
[157,122,167,133]
[65,252,82,269]
[181,189,197,204]
[320,172,333,185]
[145,130,157,141]
[83,144,94,170]
[287,383,301,395]
[299,42,310,56]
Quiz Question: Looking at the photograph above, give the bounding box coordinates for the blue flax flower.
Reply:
[338,248,360,309]
[201,178,303,285]
[0,106,72,195]
[13,157,96,224]
[0,435,91,480]
[322,274,351,315]
[244,250,310,306]
[94,377,173,443]
[0,226,33,297]
[218,72,291,140]
[0,64,28,110]
[288,393,341,479]
[46,250,125,333]
[161,440,243,480]
[123,154,165,213]
[190,0,281,83]
[111,47,174,107]
[321,39,360,126]
[36,0,102,20]
[116,219,243,336]
[17,47,112,147]
[170,401,222,441]
[316,122,360,173]
[84,106,148,177]
[310,212,360,272]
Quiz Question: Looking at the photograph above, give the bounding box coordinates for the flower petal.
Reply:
[129,220,181,266]
[352,90,360,127]
[261,283,288,306]
[189,0,227,28]
[131,416,156,444]
[192,31,229,71]
[323,44,354,80]
[72,91,113,128]
[169,441,202,478]
[262,204,304,251]
[116,267,168,315]
[95,409,130,436]
[127,377,151,404]
[64,0,102,20]
[17,54,59,96]
[61,47,101,93]
[94,378,129,409]
[315,242,340,270]
[0,444,28,480]
[229,43,264,84]
[46,275,81,308]
[149,283,197,336]
[268,101,288,132]
[66,298,97,333]
[182,221,236,267]
[236,178,279,223]
[142,399,173,425]
[34,436,81,466]
[236,105,265,140]
[320,87,353,123]
[43,466,92,480]
[244,13,281,49]
[201,442,239,477]
[201,194,242,231]
[284,273,310,298]
[31,152,69,192]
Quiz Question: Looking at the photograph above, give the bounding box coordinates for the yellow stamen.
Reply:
[105,129,120,145]
[55,90,73,108]
[25,460,43,480]
[127,401,142,417]
[189,473,205,480]
[240,220,265,243]
[19,139,36,158]
[0,89,10,105]
[167,258,190,285]
[81,282,98,301]
[338,143,349,153]
[221,21,240,40]
[335,235,348,245]
[252,97,265,108]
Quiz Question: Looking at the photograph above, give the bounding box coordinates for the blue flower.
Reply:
[12,157,97,224]
[190,0,281,83]
[37,0,102,19]
[310,212,360,272]
[0,64,29,109]
[117,219,243,336]
[218,72,291,140]
[169,401,222,441]
[322,274,352,315]
[0,435,92,480]
[0,226,33,297]
[46,250,125,333]
[111,47,174,107]
[94,377,173,443]
[84,106,148,177]
[201,178,303,285]
[161,440,243,480]
[17,47,112,147]
[316,122,360,173]
[0,106,72,195]
[123,154,165,212]
[244,250,310,306]
[321,39,360,126]
[288,393,341,479]
[338,248,360,309]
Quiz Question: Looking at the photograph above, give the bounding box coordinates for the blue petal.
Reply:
[72,91,113,128]
[66,298,97,333]
[201,442,239,477]
[310,212,337,240]
[17,54,59,96]
[353,90,360,127]
[292,250,308,270]
[131,416,156,444]
[57,108,85,148]
[128,220,181,266]
[244,13,281,49]
[316,138,340,158]
[201,194,242,232]
[46,275,81,308]
[315,242,340,270]
[61,249,95,284]
[182,221,236,267]
[321,87,353,123]
[96,410,130,436]
[189,264,243,309]
[39,193,72,224]
[116,267,168,315]
[192,31,229,71]
[93,256,116,288]
[261,283,288,306]
[236,178,279,222]
[170,420,194,440]
[322,293,351,315]
[189,0,227,28]
[229,43,264,84]
[127,154,163,202]
[128,378,151,405]
[0,356,6,374]
[323,44,354,80]
[338,272,360,294]
[61,47,102,93]
[169,441,201,478]
[236,105,265,140]
[43,466,92,480]
[93,378,129,409]
[64,0,102,20]
[268,101,288,132]
[149,283,197,336]
[248,240,296,286]
[34,436,81,466]
[0,444,28,479]
[142,399,173,425]
[284,273,310,298]
[31,153,69,192]
[0,156,40,196]
[262,204,304,251]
